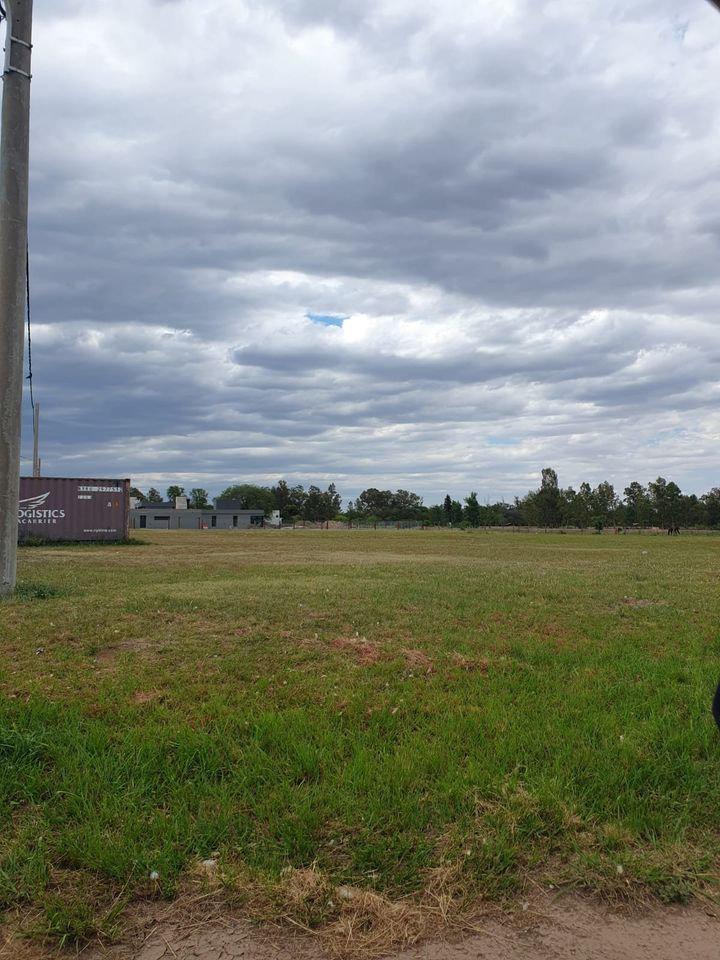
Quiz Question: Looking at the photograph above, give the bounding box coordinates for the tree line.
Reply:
[129,469,720,528]
[516,468,720,530]
[129,481,342,522]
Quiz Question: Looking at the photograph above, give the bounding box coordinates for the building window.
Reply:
[154,516,169,521]
[211,516,217,528]
[250,515,263,526]
[233,516,238,527]
[139,515,146,529]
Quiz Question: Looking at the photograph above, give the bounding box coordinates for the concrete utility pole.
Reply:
[0,0,33,598]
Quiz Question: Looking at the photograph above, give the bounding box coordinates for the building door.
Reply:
[139,515,147,529]
[211,516,217,528]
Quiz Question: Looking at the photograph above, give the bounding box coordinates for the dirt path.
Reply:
[5,897,719,960]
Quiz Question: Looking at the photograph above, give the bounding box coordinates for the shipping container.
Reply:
[18,477,130,542]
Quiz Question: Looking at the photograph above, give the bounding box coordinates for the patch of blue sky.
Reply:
[307,312,346,328]
[647,427,686,446]
[486,436,519,446]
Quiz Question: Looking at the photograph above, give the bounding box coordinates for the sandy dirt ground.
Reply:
[4,896,720,960]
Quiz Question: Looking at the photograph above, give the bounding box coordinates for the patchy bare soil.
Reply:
[4,897,720,960]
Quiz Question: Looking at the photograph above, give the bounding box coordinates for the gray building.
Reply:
[130,496,265,531]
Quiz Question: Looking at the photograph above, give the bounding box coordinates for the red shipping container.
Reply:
[18,477,130,542]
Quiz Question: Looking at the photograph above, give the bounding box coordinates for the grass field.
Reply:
[2,529,720,947]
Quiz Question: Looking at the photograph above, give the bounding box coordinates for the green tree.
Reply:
[355,487,392,520]
[679,493,705,527]
[702,488,720,527]
[392,489,425,520]
[443,494,452,524]
[271,480,292,516]
[575,482,593,528]
[288,484,307,519]
[304,485,324,521]
[591,481,618,524]
[355,488,394,520]
[537,467,562,527]
[648,477,682,527]
[354,488,424,521]
[449,499,464,525]
[665,481,682,524]
[623,481,651,526]
[129,486,145,501]
[217,484,275,515]
[189,488,209,509]
[303,483,342,522]
[464,491,481,527]
[427,504,445,525]
[146,487,163,503]
[321,483,343,520]
[561,486,578,526]
[166,485,185,501]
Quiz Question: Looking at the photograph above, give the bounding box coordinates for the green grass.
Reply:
[2,529,720,942]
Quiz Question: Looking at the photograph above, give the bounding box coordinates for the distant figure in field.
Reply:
[713,682,720,732]
[667,525,680,536]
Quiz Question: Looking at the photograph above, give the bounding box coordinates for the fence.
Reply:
[286,522,720,534]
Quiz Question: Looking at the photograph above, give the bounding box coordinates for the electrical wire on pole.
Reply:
[25,239,40,476]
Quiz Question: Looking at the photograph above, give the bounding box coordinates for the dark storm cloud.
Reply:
[22,0,720,501]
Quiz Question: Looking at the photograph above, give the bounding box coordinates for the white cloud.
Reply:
[23,0,720,501]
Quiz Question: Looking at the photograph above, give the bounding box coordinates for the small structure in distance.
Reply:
[130,496,266,530]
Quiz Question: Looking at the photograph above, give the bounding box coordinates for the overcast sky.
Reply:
[24,0,720,503]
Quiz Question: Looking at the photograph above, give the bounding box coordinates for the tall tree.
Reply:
[189,488,209,509]
[623,481,651,526]
[536,467,563,527]
[591,481,618,524]
[271,480,292,516]
[464,491,481,527]
[443,494,452,523]
[648,477,682,526]
[146,487,163,503]
[664,481,682,524]
[322,483,343,519]
[304,485,324,521]
[427,504,445,525]
[288,484,307,519]
[578,482,594,528]
[167,485,185,501]
[679,493,705,527]
[702,488,720,528]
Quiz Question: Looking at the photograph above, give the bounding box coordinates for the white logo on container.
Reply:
[18,491,66,524]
